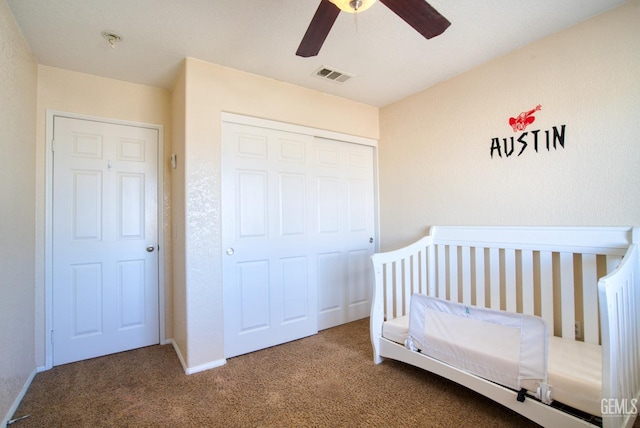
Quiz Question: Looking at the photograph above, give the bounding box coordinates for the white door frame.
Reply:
[221,113,378,148]
[44,110,166,370]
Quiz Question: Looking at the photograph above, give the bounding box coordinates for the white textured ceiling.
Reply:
[7,0,627,107]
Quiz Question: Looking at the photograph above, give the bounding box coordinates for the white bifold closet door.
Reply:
[222,121,375,358]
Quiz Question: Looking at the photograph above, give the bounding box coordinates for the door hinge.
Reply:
[51,139,55,152]
[50,330,54,344]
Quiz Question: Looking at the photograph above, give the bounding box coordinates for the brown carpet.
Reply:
[10,318,623,427]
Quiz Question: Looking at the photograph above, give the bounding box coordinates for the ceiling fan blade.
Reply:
[380,0,451,39]
[296,0,341,58]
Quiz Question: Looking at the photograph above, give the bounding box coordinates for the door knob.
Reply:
[226,248,235,256]
[146,246,155,252]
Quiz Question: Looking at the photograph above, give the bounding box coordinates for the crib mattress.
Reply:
[381,316,602,417]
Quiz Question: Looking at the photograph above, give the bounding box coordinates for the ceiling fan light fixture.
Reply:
[329,0,377,13]
[296,0,449,58]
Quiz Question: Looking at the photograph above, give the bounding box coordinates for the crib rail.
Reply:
[599,243,640,428]
[373,226,632,344]
[432,245,623,343]
[370,236,431,364]
[371,236,432,320]
[432,226,631,343]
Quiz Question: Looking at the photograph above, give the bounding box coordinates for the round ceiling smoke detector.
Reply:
[101,31,122,48]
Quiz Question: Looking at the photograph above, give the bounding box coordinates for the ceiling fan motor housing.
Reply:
[297,0,451,57]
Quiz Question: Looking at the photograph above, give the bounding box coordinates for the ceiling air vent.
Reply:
[313,66,354,84]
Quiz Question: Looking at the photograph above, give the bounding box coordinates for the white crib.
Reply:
[370,226,639,428]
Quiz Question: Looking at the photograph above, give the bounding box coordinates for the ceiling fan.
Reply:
[296,0,451,58]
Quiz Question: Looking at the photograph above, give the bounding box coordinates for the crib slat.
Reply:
[475,247,486,308]
[539,251,554,334]
[395,260,403,317]
[412,253,420,296]
[489,247,500,310]
[521,249,534,315]
[504,249,516,313]
[582,254,599,344]
[403,257,411,303]
[427,246,436,296]
[559,252,576,339]
[384,263,393,320]
[461,246,471,305]
[437,244,447,299]
[420,249,428,295]
[449,246,459,303]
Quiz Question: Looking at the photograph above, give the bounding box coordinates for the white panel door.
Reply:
[314,138,375,330]
[52,116,159,366]
[222,122,375,358]
[222,123,318,358]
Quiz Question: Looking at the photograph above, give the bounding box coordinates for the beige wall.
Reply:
[170,64,187,362]
[0,0,37,424]
[379,0,640,250]
[35,66,174,366]
[174,58,379,370]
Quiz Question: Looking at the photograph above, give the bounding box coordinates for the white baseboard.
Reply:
[168,339,226,375]
[184,358,227,375]
[1,368,36,428]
